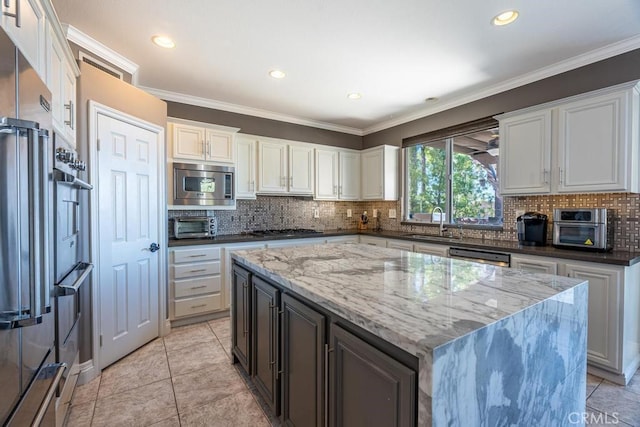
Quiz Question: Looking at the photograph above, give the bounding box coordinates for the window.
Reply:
[404,127,502,227]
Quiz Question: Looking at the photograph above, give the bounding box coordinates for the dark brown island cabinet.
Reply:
[231,263,417,427]
[231,265,251,374]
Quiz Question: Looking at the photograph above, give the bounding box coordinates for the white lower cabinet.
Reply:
[511,254,558,274]
[169,246,224,321]
[563,262,623,373]
[412,243,449,257]
[386,239,414,251]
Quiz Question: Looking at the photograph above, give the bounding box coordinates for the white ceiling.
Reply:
[51,0,640,135]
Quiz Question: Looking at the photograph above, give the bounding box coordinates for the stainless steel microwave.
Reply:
[173,162,235,206]
[552,208,612,251]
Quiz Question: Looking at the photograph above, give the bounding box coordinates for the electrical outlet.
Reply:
[516,210,525,219]
[313,208,320,218]
[347,209,352,218]
[373,209,378,218]
[388,209,397,219]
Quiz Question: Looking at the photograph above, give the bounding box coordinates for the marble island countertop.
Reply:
[232,243,589,425]
[231,243,585,353]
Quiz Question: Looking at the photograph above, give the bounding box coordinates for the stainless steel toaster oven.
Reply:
[553,208,612,251]
[171,216,218,239]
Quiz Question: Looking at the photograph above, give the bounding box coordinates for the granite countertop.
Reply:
[170,228,640,266]
[231,243,585,353]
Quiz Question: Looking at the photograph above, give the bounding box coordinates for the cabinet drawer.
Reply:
[172,247,220,263]
[173,261,220,279]
[174,294,222,318]
[174,276,221,298]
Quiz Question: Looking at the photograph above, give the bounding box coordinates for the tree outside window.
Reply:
[405,127,502,227]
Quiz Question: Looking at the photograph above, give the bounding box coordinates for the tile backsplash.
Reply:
[169,193,640,252]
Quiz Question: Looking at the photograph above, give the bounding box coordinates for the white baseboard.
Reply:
[162,318,172,337]
[76,359,99,386]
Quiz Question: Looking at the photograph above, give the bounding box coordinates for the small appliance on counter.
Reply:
[516,212,548,246]
[171,216,218,239]
[553,208,612,251]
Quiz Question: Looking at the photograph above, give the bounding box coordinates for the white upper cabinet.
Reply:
[258,139,288,193]
[46,27,76,147]
[43,7,79,146]
[361,145,399,200]
[169,119,239,164]
[315,148,360,200]
[498,81,640,195]
[46,24,64,131]
[499,110,552,195]
[315,148,339,199]
[257,138,314,195]
[1,0,45,78]
[206,128,235,164]
[557,89,633,193]
[339,150,360,200]
[289,144,314,194]
[235,135,257,199]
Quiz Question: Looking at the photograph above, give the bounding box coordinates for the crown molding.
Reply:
[140,86,364,136]
[64,24,139,83]
[362,34,640,135]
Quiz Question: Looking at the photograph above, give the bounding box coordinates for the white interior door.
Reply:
[96,112,161,368]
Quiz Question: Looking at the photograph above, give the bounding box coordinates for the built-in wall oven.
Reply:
[52,136,93,423]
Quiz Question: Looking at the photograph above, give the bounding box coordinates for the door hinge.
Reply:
[100,334,103,346]
[97,138,100,151]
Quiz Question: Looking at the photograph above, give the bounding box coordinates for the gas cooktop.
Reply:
[250,228,322,237]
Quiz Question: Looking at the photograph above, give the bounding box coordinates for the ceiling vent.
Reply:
[79,51,124,80]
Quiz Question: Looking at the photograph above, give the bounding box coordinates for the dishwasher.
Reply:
[448,247,511,267]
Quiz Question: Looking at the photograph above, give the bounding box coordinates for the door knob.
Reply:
[149,243,160,253]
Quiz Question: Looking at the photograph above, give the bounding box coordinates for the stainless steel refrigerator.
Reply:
[0,27,66,426]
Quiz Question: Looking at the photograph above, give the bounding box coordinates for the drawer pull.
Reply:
[189,254,207,258]
[189,269,207,273]
[190,285,207,290]
[191,304,207,309]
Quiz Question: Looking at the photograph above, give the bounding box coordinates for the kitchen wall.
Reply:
[363,48,640,148]
[171,192,640,252]
[76,61,168,363]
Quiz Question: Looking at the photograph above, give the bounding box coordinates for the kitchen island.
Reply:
[231,243,588,426]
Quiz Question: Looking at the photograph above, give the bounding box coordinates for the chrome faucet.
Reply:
[431,206,447,236]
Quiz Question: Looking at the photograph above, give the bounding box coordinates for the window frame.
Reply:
[402,129,502,229]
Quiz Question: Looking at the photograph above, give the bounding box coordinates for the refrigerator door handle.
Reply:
[0,128,45,329]
[32,364,67,427]
[28,126,45,322]
[55,263,93,296]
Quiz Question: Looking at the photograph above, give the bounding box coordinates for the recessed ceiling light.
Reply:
[347,93,361,100]
[152,35,175,48]
[269,69,286,79]
[492,10,519,26]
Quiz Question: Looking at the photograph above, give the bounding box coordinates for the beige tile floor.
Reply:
[65,318,269,427]
[66,317,640,426]
[586,371,640,426]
